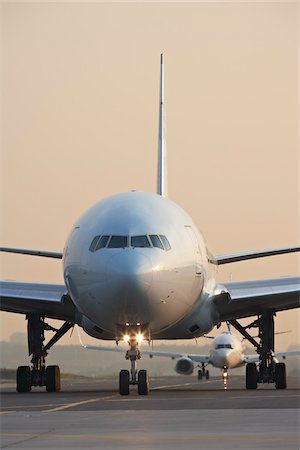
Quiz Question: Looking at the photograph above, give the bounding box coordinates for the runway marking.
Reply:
[0,411,16,415]
[0,432,296,444]
[230,394,300,400]
[152,382,191,390]
[1,403,65,410]
[43,394,118,412]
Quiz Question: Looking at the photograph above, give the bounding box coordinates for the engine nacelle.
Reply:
[175,357,194,375]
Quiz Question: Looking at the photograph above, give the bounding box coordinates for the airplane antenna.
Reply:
[157,53,168,197]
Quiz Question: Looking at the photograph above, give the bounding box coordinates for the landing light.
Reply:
[136,333,144,344]
[123,334,130,343]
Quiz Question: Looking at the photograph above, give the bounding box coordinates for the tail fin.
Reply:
[157,53,168,197]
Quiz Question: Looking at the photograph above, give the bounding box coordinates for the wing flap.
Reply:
[214,277,300,321]
[0,281,76,322]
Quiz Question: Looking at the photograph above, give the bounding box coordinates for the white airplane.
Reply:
[1,54,299,396]
[79,329,300,390]
[145,331,300,390]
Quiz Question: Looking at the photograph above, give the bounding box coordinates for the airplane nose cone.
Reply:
[215,349,231,367]
[106,250,153,297]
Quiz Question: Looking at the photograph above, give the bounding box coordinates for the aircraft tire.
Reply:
[138,369,149,395]
[246,363,257,389]
[205,370,210,380]
[198,370,202,380]
[46,365,61,392]
[275,363,286,389]
[16,366,31,392]
[119,369,130,395]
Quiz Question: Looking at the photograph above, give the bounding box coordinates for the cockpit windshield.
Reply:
[107,236,128,248]
[216,344,233,349]
[89,234,171,252]
[95,235,109,251]
[131,236,151,248]
[149,235,164,249]
[159,235,171,251]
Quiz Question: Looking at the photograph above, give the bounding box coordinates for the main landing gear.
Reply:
[16,313,73,393]
[118,325,149,396]
[198,363,210,380]
[229,311,287,390]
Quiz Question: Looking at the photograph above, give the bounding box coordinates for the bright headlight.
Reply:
[136,333,143,344]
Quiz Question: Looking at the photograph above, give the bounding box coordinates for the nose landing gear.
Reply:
[222,366,228,390]
[119,339,149,395]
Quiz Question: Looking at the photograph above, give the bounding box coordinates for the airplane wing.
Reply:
[214,276,300,321]
[244,350,300,364]
[0,247,63,259]
[79,332,210,362]
[0,281,76,322]
[210,246,300,265]
[82,344,210,363]
[144,350,210,363]
[274,350,300,357]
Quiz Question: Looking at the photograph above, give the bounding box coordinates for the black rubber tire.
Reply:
[246,363,258,389]
[138,369,149,395]
[46,365,61,392]
[275,363,287,389]
[119,370,130,395]
[198,370,202,380]
[205,370,210,380]
[16,366,31,392]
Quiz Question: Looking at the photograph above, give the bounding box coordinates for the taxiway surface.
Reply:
[1,375,299,449]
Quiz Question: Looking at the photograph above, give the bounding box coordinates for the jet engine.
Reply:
[175,357,194,375]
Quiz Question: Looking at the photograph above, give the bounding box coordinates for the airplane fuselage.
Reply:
[63,191,218,340]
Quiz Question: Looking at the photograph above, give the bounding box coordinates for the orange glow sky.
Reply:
[1,2,299,350]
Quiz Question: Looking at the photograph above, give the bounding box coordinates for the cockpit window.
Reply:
[149,235,164,250]
[159,235,171,251]
[131,235,151,248]
[89,234,171,251]
[107,235,128,248]
[95,235,109,251]
[216,344,233,349]
[89,236,100,252]
[89,235,109,252]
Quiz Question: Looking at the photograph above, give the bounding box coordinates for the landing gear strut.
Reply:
[198,363,209,380]
[119,338,149,395]
[222,366,228,390]
[16,313,73,393]
[118,324,150,396]
[229,310,286,390]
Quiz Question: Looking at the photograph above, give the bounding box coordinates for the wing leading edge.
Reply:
[0,247,63,259]
[214,276,300,322]
[210,246,300,265]
[0,281,76,322]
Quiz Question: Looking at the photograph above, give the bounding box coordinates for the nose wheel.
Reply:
[119,339,149,395]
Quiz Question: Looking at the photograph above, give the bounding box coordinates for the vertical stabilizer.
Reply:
[157,53,168,197]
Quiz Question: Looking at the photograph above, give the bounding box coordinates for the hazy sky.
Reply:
[0,2,299,350]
